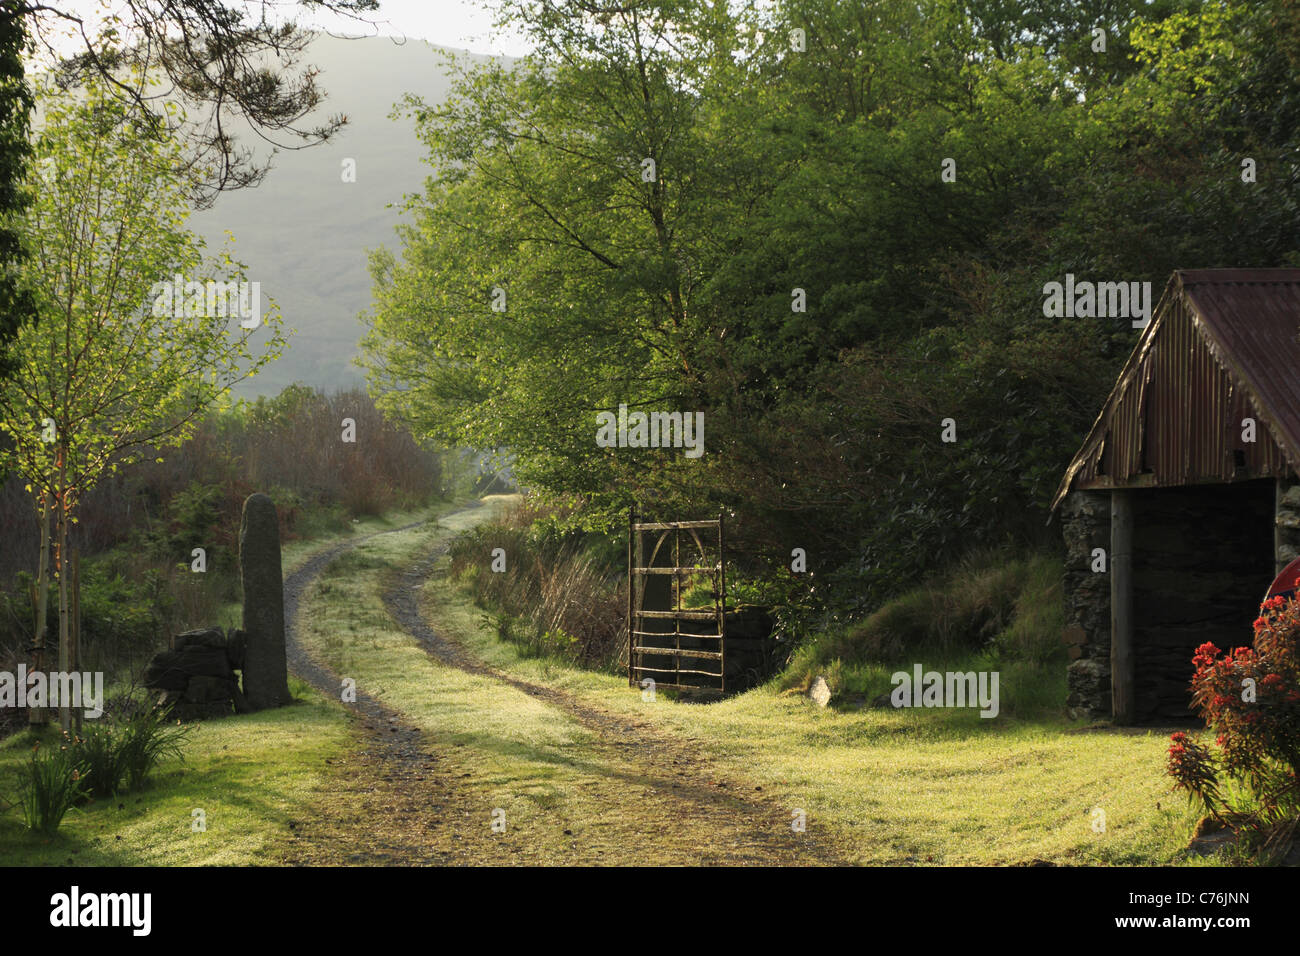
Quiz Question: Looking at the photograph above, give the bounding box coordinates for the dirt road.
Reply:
[279,504,847,865]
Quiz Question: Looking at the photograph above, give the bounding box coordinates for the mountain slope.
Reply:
[190,36,494,397]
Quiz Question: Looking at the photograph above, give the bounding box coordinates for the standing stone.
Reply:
[240,493,291,709]
[809,675,832,708]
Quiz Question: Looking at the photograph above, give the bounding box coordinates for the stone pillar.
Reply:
[1109,490,1135,724]
[239,493,291,709]
[1061,490,1111,719]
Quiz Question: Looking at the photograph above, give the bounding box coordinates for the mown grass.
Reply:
[418,498,1208,865]
[0,677,347,865]
[0,496,1214,865]
[292,504,645,862]
[0,505,448,865]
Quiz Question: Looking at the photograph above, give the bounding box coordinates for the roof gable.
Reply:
[1051,269,1300,510]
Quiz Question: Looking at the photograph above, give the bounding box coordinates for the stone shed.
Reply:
[1052,269,1300,723]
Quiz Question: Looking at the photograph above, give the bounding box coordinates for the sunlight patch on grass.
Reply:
[0,678,348,865]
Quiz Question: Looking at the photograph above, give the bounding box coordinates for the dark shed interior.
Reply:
[1130,480,1275,720]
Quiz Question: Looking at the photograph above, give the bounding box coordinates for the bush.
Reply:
[58,706,190,802]
[4,704,190,835]
[1168,592,1300,852]
[450,501,626,670]
[0,563,166,674]
[18,732,91,834]
[780,551,1064,693]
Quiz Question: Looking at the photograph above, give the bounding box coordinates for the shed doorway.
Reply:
[1128,478,1275,721]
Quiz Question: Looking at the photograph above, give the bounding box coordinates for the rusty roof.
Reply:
[1051,269,1300,510]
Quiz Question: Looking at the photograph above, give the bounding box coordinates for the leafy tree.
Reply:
[364,0,1300,620]
[0,1,31,379]
[0,80,285,729]
[361,0,767,518]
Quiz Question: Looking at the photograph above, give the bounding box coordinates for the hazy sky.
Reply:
[298,0,532,55]
[32,0,533,59]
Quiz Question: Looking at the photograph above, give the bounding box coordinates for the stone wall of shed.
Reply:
[1061,491,1111,720]
[1276,477,1300,569]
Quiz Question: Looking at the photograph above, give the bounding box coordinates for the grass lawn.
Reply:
[0,504,453,866]
[418,500,1210,866]
[293,509,625,862]
[0,496,1216,865]
[0,680,346,865]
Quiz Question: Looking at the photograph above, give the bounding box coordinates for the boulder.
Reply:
[186,675,237,703]
[173,627,228,651]
[144,630,241,720]
[143,652,191,692]
[143,648,231,687]
[809,675,832,708]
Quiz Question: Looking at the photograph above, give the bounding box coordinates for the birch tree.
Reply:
[0,80,285,729]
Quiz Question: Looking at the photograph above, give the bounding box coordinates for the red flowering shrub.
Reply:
[1167,594,1300,838]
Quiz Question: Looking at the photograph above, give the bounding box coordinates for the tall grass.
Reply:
[5,706,191,834]
[114,708,190,791]
[17,732,91,834]
[449,501,626,670]
[74,707,191,798]
[76,723,128,798]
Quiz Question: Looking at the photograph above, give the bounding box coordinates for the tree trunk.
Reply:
[29,493,50,726]
[57,450,70,734]
[72,547,81,734]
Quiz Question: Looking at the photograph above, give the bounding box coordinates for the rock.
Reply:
[239,493,292,710]
[177,645,236,678]
[155,690,185,711]
[144,624,248,721]
[1061,625,1087,646]
[809,676,832,708]
[1066,658,1111,720]
[174,627,227,651]
[143,652,191,691]
[144,646,233,688]
[186,675,236,703]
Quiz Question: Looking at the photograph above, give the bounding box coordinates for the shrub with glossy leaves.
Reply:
[1168,594,1300,839]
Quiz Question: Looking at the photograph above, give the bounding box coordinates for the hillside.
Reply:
[189,36,495,397]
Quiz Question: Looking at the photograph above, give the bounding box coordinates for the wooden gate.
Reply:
[627,508,727,694]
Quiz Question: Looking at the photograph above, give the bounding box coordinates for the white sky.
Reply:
[301,0,532,54]
[30,0,533,60]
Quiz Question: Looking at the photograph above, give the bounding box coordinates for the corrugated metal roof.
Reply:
[1051,269,1300,510]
